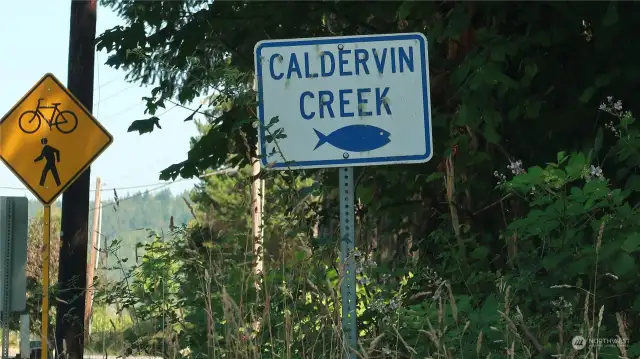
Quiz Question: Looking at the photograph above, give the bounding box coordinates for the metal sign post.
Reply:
[339,167,357,358]
[0,197,28,359]
[1,202,12,359]
[254,33,433,358]
[20,314,30,359]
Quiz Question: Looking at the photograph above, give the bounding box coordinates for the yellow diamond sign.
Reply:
[0,73,113,205]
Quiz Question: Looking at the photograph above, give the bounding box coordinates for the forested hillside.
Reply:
[27,189,193,279]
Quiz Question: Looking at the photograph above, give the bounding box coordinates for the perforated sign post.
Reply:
[0,73,114,359]
[255,33,433,358]
[0,197,28,359]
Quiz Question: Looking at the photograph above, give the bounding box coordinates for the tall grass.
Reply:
[85,216,630,359]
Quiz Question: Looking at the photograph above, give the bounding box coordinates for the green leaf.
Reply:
[566,153,586,178]
[595,74,611,87]
[583,178,607,195]
[421,172,444,183]
[622,234,640,253]
[470,246,489,260]
[490,47,506,62]
[612,252,635,276]
[397,2,414,21]
[584,198,595,209]
[451,63,471,86]
[557,151,568,164]
[570,187,584,201]
[616,167,630,180]
[508,106,520,121]
[480,295,498,322]
[128,117,161,134]
[525,101,542,119]
[594,128,604,154]
[483,123,501,144]
[629,342,640,357]
[625,174,640,192]
[455,104,469,126]
[479,62,504,85]
[579,86,597,103]
[603,3,619,26]
[456,104,479,127]
[525,63,538,78]
[268,116,280,126]
[542,253,568,271]
[356,186,374,204]
[442,4,470,40]
[633,295,640,312]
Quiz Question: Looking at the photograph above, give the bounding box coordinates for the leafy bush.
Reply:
[88,100,640,359]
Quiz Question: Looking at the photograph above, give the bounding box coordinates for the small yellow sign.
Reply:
[0,73,113,205]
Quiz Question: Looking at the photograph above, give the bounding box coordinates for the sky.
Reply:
[0,1,202,203]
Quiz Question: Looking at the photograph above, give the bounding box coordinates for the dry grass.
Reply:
[84,182,631,359]
[85,222,631,359]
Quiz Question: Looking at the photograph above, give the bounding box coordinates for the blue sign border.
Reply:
[254,33,432,169]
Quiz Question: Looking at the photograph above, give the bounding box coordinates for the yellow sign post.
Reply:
[41,205,50,359]
[0,73,113,359]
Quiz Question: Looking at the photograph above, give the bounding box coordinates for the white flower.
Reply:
[494,170,507,185]
[507,160,525,175]
[584,165,604,182]
[179,347,192,357]
[614,100,623,111]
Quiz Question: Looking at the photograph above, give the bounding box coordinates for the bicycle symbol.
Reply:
[18,98,78,134]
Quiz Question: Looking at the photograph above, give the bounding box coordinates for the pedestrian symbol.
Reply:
[0,73,113,205]
[34,138,61,187]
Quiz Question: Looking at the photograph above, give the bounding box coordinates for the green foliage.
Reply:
[93,1,640,358]
[128,116,162,134]
[98,189,193,280]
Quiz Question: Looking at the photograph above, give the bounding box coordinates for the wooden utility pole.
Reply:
[88,197,103,337]
[84,177,101,340]
[57,1,97,358]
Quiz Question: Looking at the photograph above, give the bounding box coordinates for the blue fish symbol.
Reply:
[312,125,391,152]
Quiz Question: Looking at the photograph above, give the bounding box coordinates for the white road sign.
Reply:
[254,33,433,169]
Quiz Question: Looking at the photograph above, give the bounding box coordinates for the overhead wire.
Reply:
[0,177,190,193]
[87,168,238,214]
[93,84,138,107]
[94,77,119,90]
[0,103,214,193]
[96,51,102,120]
[88,182,174,214]
[0,167,238,208]
[0,59,215,198]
